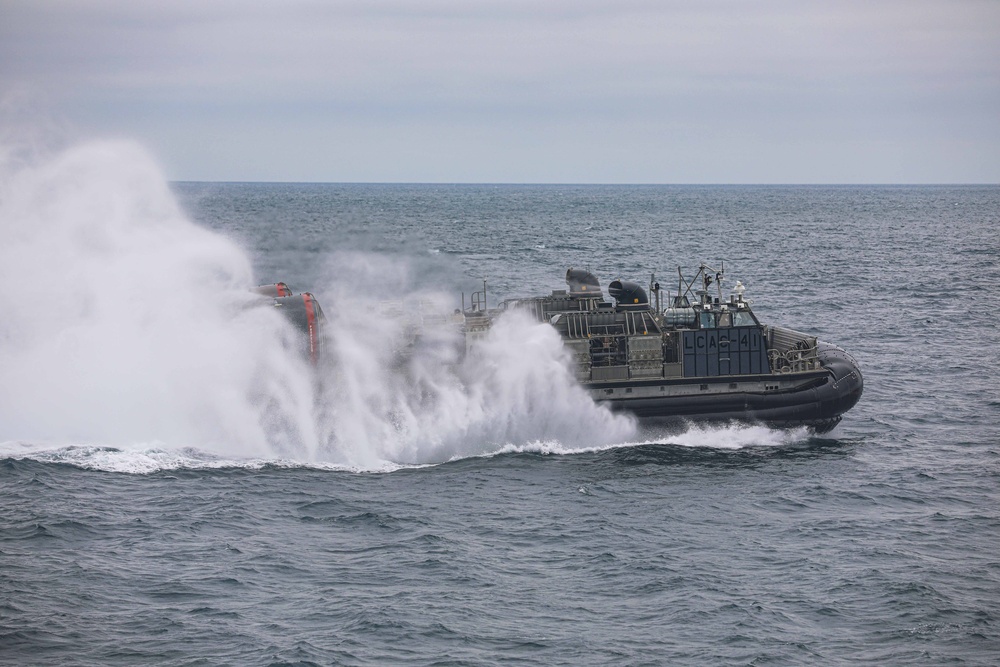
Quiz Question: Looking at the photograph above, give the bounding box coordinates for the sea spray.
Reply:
[307,251,638,466]
[0,138,638,467]
[0,139,318,454]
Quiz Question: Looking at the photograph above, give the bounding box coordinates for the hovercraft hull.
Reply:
[591,342,863,432]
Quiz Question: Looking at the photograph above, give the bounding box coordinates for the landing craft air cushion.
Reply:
[260,264,863,433]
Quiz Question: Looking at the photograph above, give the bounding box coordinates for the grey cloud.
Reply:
[1,0,997,181]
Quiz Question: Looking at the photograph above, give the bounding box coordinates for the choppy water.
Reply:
[1,142,999,665]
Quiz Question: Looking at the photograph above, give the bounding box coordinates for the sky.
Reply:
[1,0,998,183]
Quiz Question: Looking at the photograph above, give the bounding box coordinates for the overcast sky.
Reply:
[2,0,998,183]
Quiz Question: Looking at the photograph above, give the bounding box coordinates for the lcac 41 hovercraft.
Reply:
[460,264,862,433]
[259,264,863,433]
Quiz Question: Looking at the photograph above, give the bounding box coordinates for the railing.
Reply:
[766,325,820,373]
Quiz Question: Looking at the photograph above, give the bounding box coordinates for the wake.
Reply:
[0,421,816,475]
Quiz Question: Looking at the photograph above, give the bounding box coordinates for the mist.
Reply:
[0,138,636,469]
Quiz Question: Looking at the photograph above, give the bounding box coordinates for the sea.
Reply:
[1,141,998,665]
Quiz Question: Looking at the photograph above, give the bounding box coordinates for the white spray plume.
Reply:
[308,252,638,467]
[0,138,637,469]
[0,139,318,455]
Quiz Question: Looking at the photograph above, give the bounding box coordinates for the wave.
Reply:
[0,422,816,474]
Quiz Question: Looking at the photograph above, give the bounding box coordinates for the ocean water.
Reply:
[1,142,999,665]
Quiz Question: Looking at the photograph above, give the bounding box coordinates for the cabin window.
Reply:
[699,312,716,329]
[732,311,756,327]
[719,312,732,327]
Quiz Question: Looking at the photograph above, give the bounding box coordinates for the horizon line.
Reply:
[168,180,1000,187]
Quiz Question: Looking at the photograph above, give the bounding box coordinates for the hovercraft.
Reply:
[259,264,863,433]
[460,265,862,433]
